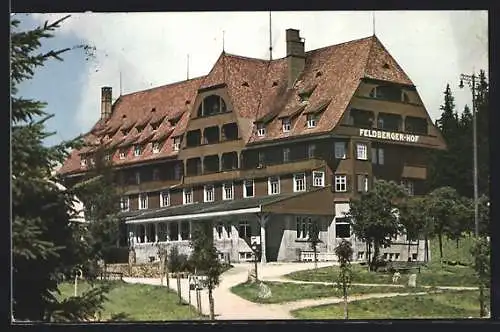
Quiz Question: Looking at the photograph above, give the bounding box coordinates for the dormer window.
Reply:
[90,158,96,166]
[80,158,87,167]
[151,123,160,131]
[306,114,319,128]
[173,137,181,151]
[257,123,266,137]
[121,128,130,136]
[134,145,142,157]
[197,95,227,117]
[119,148,127,159]
[104,152,111,161]
[282,118,291,133]
[152,141,160,154]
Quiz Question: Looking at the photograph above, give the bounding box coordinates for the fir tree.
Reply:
[11,15,108,321]
[475,70,489,198]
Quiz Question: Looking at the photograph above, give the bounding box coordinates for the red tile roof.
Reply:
[59,35,414,175]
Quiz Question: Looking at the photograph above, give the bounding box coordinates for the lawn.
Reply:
[291,289,489,319]
[56,280,204,321]
[430,235,475,266]
[286,262,478,287]
[230,281,428,304]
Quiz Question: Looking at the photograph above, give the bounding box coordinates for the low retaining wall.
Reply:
[105,263,190,279]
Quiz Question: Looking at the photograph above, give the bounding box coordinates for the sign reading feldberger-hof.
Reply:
[359,129,420,143]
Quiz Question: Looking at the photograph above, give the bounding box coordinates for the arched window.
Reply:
[197,95,227,117]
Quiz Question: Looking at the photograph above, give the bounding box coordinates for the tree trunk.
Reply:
[407,239,411,261]
[343,285,348,319]
[424,235,429,262]
[208,287,215,320]
[176,273,182,305]
[456,238,459,249]
[367,242,372,272]
[479,284,486,317]
[372,243,380,271]
[438,233,443,261]
[416,238,420,261]
[313,244,318,270]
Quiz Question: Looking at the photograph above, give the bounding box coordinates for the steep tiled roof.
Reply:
[59,35,414,175]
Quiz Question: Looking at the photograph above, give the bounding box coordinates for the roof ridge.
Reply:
[121,75,205,98]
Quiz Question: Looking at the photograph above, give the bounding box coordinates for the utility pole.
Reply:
[459,72,479,237]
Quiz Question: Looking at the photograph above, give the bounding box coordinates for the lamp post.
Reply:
[459,72,479,238]
[251,242,259,281]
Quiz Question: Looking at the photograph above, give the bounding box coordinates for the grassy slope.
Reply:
[57,281,203,321]
[231,281,427,304]
[291,290,488,319]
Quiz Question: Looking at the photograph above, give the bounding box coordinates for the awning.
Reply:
[124,187,334,224]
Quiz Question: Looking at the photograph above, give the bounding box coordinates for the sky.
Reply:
[15,11,488,147]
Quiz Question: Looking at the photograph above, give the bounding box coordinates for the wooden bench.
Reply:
[388,261,426,274]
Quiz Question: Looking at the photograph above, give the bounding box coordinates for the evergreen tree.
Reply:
[475,70,489,198]
[11,15,108,321]
[334,240,353,320]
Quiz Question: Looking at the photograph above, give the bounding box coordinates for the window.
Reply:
[134,145,142,157]
[119,149,126,159]
[370,86,404,102]
[80,158,87,167]
[223,183,233,200]
[173,137,181,151]
[335,175,347,192]
[296,217,312,239]
[90,158,95,166]
[283,147,291,163]
[139,193,148,210]
[180,222,190,240]
[152,142,160,154]
[268,176,280,195]
[204,185,215,202]
[334,142,346,159]
[120,196,129,212]
[293,173,306,192]
[357,174,369,193]
[357,252,365,260]
[313,171,325,187]
[169,222,179,241]
[135,172,141,184]
[395,253,400,260]
[197,95,227,117]
[257,123,266,137]
[174,164,182,179]
[238,222,251,239]
[356,143,368,160]
[282,118,291,132]
[401,179,414,196]
[335,217,351,238]
[160,191,170,207]
[183,188,193,204]
[258,151,266,166]
[306,114,318,128]
[152,168,160,181]
[244,179,255,198]
[372,147,385,165]
[104,153,111,161]
[307,143,316,158]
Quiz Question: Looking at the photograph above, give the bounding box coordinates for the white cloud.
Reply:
[31,11,488,132]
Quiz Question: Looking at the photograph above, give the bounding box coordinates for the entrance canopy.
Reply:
[124,187,334,224]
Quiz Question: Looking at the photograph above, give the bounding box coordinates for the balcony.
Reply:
[121,178,182,195]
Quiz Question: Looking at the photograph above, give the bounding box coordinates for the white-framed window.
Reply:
[160,191,170,207]
[282,147,291,163]
[313,171,325,187]
[173,137,181,151]
[257,123,266,137]
[152,168,160,181]
[134,145,142,157]
[307,143,316,158]
[268,176,280,195]
[401,179,415,196]
[293,173,306,192]
[183,188,193,205]
[152,141,161,154]
[356,143,368,160]
[335,175,347,192]
[120,196,129,212]
[335,217,351,238]
[357,251,365,260]
[282,118,291,132]
[204,185,215,202]
[90,158,95,166]
[334,142,346,159]
[372,147,385,165]
[306,114,318,128]
[222,183,233,200]
[104,153,111,161]
[243,179,255,198]
[216,223,224,240]
[357,174,369,193]
[119,148,126,159]
[139,193,148,210]
[80,158,87,167]
[296,216,312,239]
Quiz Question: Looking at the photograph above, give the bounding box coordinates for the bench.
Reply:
[388,261,426,274]
[99,271,123,281]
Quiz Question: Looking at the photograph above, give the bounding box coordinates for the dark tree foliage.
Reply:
[334,240,353,320]
[11,15,108,321]
[470,236,490,317]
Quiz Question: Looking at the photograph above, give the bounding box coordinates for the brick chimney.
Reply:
[286,29,305,89]
[100,87,112,120]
